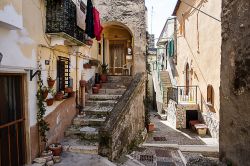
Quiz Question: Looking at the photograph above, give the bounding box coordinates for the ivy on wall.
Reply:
[36,64,50,143]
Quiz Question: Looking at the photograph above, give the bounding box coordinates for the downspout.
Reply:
[102,34,105,64]
[76,53,78,107]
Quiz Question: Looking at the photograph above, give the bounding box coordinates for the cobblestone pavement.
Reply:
[145,113,207,145]
[116,111,219,166]
[54,152,115,166]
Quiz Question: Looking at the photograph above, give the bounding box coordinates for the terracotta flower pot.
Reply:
[55,92,64,101]
[92,87,99,94]
[80,80,87,87]
[46,98,54,106]
[95,83,101,89]
[47,79,55,88]
[83,64,91,69]
[65,87,73,93]
[69,91,76,97]
[48,143,62,156]
[100,74,108,83]
[42,90,48,99]
[147,123,155,132]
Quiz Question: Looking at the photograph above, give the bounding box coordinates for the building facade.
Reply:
[172,0,221,138]
[0,0,146,165]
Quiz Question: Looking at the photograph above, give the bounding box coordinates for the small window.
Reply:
[207,85,214,106]
[57,56,70,92]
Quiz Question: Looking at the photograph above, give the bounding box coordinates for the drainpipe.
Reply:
[103,34,105,64]
[76,53,78,107]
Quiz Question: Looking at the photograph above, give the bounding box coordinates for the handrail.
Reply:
[0,118,24,129]
[172,85,198,104]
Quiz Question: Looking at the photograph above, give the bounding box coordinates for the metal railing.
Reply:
[176,86,198,104]
[169,86,198,104]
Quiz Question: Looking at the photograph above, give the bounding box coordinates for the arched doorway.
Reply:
[102,22,133,75]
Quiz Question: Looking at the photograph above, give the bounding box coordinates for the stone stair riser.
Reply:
[73,119,105,127]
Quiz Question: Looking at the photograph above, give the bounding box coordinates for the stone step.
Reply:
[89,94,122,100]
[82,105,113,115]
[107,75,132,82]
[62,138,99,155]
[85,100,117,106]
[98,88,126,95]
[65,126,99,141]
[73,115,106,126]
[101,83,127,89]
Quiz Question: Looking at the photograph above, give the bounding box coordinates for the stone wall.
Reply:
[95,0,147,74]
[30,97,77,160]
[220,0,250,165]
[167,100,177,128]
[99,73,146,160]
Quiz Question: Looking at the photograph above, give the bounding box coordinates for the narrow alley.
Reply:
[0,0,249,166]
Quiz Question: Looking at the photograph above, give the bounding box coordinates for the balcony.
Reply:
[169,86,198,105]
[46,0,85,46]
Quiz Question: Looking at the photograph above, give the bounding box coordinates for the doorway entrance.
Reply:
[109,40,126,75]
[186,110,198,129]
[0,74,26,166]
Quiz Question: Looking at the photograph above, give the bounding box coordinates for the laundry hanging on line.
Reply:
[85,0,103,41]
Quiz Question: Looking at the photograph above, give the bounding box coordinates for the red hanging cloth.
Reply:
[93,7,103,41]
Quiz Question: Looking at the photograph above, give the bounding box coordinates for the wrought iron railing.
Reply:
[46,0,85,44]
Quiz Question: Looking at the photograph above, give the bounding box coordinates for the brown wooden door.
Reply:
[0,74,26,166]
[109,40,126,75]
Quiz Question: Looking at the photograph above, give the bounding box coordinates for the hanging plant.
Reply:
[37,64,50,143]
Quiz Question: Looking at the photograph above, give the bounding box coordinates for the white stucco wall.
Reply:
[0,0,97,127]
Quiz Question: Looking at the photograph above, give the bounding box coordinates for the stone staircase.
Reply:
[160,71,172,110]
[62,76,131,155]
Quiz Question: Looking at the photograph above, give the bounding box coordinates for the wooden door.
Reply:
[0,74,26,166]
[109,41,126,75]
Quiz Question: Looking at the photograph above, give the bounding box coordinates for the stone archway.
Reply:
[101,22,134,76]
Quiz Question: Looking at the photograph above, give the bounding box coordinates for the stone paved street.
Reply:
[116,111,219,166]
[55,152,116,166]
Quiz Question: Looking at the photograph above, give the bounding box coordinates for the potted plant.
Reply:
[80,80,87,87]
[55,91,64,101]
[46,89,55,106]
[65,87,73,93]
[92,87,99,94]
[95,83,101,89]
[100,64,108,83]
[48,143,62,156]
[83,63,91,69]
[42,86,48,99]
[47,76,55,88]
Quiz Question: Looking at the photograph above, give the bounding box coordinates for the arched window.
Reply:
[207,85,214,106]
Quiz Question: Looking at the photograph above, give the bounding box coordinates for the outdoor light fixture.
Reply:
[0,52,3,63]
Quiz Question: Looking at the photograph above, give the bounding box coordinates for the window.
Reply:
[57,56,70,92]
[207,85,214,106]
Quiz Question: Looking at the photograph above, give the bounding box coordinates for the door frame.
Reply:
[0,72,31,164]
[109,40,127,75]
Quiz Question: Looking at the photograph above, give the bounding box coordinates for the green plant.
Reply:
[101,64,108,74]
[48,88,56,97]
[36,66,50,143]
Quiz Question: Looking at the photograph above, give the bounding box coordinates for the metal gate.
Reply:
[0,74,26,166]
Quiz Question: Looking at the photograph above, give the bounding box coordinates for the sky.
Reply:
[145,0,178,40]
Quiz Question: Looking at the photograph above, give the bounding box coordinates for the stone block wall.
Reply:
[99,73,146,160]
[95,0,147,74]
[167,100,177,128]
[220,0,250,165]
